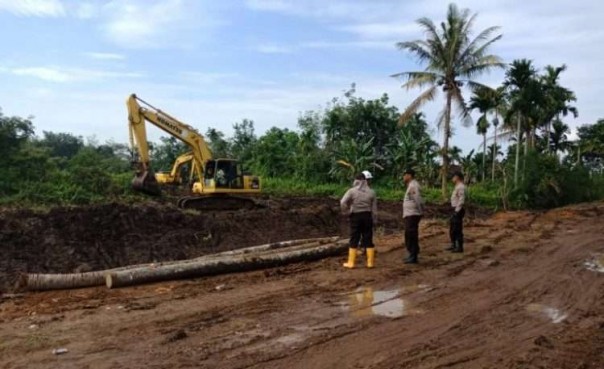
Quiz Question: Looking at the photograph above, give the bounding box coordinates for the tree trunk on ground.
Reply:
[441,93,452,200]
[21,237,340,291]
[106,241,347,289]
[514,113,522,186]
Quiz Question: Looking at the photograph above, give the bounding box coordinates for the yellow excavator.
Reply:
[155,152,194,185]
[127,94,262,210]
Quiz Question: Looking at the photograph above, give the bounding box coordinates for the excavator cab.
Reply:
[201,159,259,191]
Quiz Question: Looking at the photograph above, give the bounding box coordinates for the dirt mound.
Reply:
[0,198,489,291]
[0,201,340,291]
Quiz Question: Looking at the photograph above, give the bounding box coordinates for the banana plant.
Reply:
[330,137,379,182]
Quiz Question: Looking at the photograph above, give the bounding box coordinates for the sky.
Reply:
[0,0,603,155]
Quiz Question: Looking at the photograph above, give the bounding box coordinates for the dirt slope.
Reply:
[1,202,603,368]
[0,198,483,291]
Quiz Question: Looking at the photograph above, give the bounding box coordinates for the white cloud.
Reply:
[12,67,71,82]
[6,66,143,83]
[180,72,239,84]
[302,40,395,50]
[85,52,126,61]
[73,2,99,19]
[0,0,65,17]
[245,0,395,21]
[337,23,418,40]
[251,40,396,54]
[254,44,294,54]
[245,0,291,12]
[98,0,220,49]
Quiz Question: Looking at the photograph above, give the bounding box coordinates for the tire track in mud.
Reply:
[1,202,603,369]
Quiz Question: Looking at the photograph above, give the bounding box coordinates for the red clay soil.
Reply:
[1,201,603,368]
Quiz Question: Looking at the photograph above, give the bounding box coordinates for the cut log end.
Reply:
[105,274,115,289]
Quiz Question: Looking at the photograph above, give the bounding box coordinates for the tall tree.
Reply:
[39,131,84,160]
[540,65,578,152]
[575,119,604,171]
[449,146,463,165]
[469,86,497,181]
[490,87,507,181]
[549,119,570,156]
[459,149,476,183]
[230,119,257,165]
[205,128,230,158]
[321,87,398,160]
[503,59,539,185]
[393,3,504,198]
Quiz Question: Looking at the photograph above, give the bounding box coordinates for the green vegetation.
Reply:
[1,4,603,210]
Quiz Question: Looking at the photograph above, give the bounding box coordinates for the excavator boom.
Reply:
[127,94,262,210]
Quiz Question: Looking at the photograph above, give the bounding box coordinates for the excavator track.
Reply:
[178,195,265,211]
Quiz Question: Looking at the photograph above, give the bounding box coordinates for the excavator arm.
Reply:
[155,152,195,185]
[127,94,212,195]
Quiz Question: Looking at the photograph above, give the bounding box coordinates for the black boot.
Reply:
[452,239,464,253]
[404,255,418,264]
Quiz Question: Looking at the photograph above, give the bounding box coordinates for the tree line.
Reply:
[0,3,603,208]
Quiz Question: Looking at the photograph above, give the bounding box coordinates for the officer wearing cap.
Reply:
[402,168,423,264]
[357,170,375,257]
[446,171,466,253]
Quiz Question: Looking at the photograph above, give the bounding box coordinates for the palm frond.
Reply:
[451,88,472,127]
[465,80,494,93]
[461,55,505,78]
[459,27,502,61]
[391,71,441,90]
[416,17,446,57]
[399,85,438,126]
[396,41,436,64]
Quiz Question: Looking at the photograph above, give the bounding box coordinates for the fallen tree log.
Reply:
[106,240,347,289]
[209,236,340,257]
[20,237,340,291]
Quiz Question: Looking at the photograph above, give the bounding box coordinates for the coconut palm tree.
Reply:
[393,3,504,199]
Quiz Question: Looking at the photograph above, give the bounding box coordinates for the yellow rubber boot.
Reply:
[343,248,356,269]
[366,248,375,268]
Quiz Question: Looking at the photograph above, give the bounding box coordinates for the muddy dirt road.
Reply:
[1,202,603,368]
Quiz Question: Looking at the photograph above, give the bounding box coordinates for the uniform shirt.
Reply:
[340,180,378,222]
[403,179,423,218]
[451,182,466,212]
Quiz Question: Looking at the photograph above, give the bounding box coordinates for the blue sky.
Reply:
[0,0,602,155]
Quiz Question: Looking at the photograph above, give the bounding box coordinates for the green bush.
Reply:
[509,151,602,209]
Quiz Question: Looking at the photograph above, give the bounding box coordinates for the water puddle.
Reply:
[584,254,604,273]
[526,304,568,324]
[344,287,424,318]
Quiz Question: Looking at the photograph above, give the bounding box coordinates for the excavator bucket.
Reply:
[132,170,162,196]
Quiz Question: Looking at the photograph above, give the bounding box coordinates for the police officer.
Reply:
[341,173,378,269]
[402,169,423,264]
[447,171,466,253]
